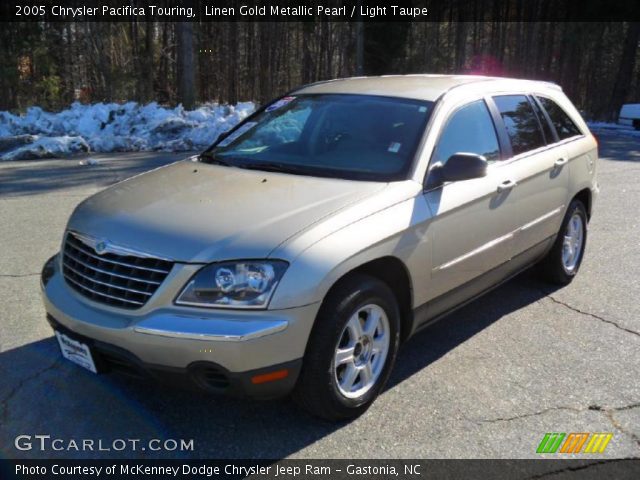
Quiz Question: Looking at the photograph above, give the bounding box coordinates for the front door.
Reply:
[422,99,521,312]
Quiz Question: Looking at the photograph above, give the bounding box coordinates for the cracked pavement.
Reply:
[0,136,638,459]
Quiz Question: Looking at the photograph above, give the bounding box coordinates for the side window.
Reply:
[433,100,500,164]
[493,95,546,156]
[537,96,582,140]
[530,96,554,143]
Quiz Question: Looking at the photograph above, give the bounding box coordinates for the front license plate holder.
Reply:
[55,331,98,373]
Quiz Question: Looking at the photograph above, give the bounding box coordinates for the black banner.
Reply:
[1,0,640,22]
[2,459,640,480]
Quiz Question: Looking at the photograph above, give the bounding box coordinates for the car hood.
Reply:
[67,159,388,263]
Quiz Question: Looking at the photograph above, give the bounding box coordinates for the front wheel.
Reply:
[294,274,400,421]
[538,200,588,285]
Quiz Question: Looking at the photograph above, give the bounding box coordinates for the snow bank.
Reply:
[0,101,255,161]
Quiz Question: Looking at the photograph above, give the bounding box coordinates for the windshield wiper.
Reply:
[234,161,314,175]
[200,156,341,178]
[198,151,235,167]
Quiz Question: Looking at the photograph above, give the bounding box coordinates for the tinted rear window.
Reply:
[530,97,554,144]
[493,95,546,156]
[537,96,582,140]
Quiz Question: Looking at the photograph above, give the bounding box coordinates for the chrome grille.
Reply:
[62,232,173,309]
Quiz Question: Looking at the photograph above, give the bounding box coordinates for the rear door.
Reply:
[488,94,571,256]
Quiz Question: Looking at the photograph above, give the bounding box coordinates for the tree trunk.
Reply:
[454,20,467,71]
[356,18,364,76]
[302,21,314,83]
[141,22,155,103]
[176,22,195,109]
[227,21,238,104]
[259,23,271,103]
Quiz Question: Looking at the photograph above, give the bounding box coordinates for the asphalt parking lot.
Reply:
[0,134,638,460]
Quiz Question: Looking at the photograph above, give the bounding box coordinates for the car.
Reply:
[619,103,640,130]
[41,75,599,420]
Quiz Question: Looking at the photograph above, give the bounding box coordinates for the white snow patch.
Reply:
[79,157,101,166]
[1,135,90,161]
[0,101,255,161]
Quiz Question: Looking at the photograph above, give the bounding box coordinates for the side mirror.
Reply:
[440,153,488,182]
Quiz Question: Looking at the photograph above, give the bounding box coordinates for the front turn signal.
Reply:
[251,369,289,384]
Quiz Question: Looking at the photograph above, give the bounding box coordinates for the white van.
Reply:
[619,104,640,130]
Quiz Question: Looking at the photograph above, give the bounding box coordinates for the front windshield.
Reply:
[203,94,433,181]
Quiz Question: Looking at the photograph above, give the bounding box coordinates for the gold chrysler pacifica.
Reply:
[42,75,598,420]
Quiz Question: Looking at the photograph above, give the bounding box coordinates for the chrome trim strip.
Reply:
[64,275,145,306]
[520,206,564,231]
[134,315,288,342]
[68,236,171,274]
[62,261,153,296]
[63,252,162,285]
[69,231,173,262]
[434,231,514,271]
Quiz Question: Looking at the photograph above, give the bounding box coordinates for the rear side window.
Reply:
[493,95,546,156]
[537,96,582,140]
[530,97,554,143]
[433,100,500,164]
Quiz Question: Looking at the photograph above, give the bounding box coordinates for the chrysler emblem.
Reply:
[95,241,108,254]
[71,232,170,261]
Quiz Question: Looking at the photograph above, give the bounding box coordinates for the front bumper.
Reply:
[47,314,302,398]
[41,257,320,398]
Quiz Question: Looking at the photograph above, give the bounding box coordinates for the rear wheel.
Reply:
[538,200,588,285]
[294,274,400,421]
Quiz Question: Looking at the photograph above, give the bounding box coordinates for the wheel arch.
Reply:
[321,256,414,343]
[573,188,592,220]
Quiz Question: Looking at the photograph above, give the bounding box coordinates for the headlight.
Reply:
[175,261,288,309]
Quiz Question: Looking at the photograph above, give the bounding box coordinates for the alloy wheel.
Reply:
[333,304,390,399]
[562,212,585,273]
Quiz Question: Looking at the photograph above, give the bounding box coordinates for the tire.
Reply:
[538,200,588,285]
[294,273,401,421]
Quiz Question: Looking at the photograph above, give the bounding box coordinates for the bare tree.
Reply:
[176,21,195,109]
[2,15,639,120]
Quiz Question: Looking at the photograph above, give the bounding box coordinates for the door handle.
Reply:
[555,157,569,167]
[497,179,517,193]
